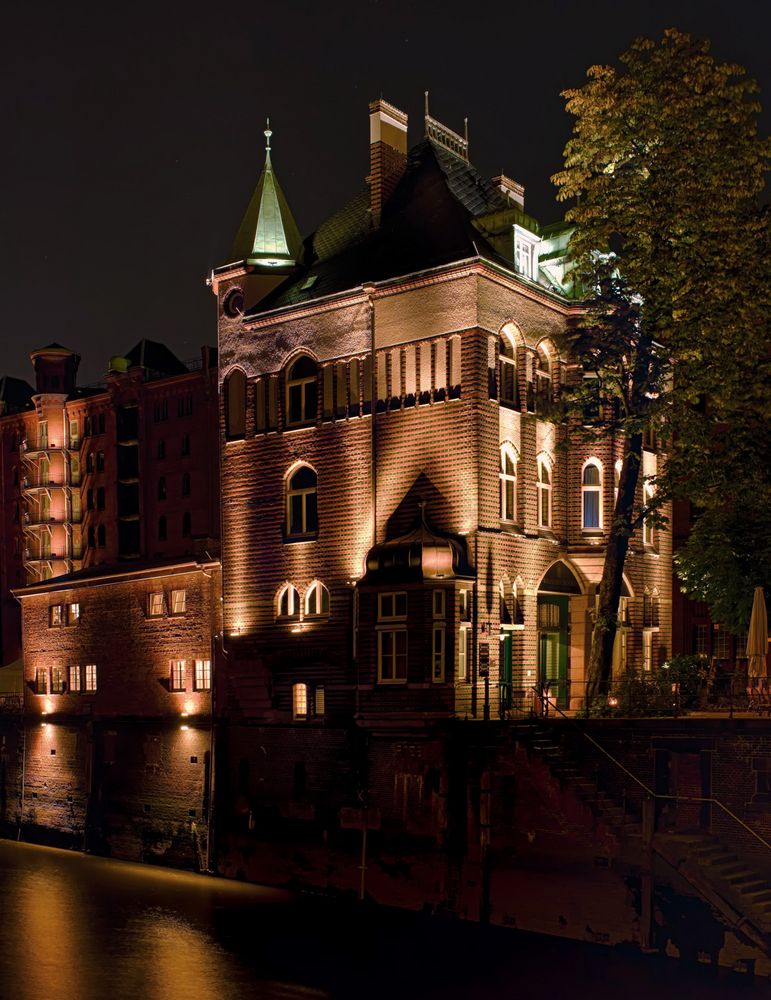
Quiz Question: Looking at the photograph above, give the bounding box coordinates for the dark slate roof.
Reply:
[123,339,187,377]
[249,139,513,315]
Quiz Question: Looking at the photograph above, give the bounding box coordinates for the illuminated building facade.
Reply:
[0,340,220,666]
[213,99,673,729]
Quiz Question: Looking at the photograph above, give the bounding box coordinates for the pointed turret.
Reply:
[230,121,302,268]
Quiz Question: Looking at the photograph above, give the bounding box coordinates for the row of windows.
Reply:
[157,435,191,459]
[153,394,194,422]
[158,513,193,539]
[169,658,211,692]
[37,663,97,695]
[277,581,330,620]
[85,452,105,473]
[158,474,192,499]
[225,339,463,440]
[292,683,325,720]
[49,602,80,627]
[148,589,188,617]
[490,329,558,412]
[83,414,106,438]
[87,487,106,510]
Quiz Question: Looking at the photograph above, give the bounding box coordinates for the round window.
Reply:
[223,288,244,318]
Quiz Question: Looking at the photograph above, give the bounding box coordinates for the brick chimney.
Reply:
[368,99,408,226]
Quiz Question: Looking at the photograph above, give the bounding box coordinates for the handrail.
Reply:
[531,686,771,857]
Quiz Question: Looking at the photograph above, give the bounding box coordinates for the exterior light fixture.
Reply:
[180,724,189,731]
[184,700,195,714]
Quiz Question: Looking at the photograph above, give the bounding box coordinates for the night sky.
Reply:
[4,0,770,385]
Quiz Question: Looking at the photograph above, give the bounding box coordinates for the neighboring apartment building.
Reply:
[0,340,220,666]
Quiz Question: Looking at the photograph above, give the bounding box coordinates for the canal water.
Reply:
[0,841,759,999]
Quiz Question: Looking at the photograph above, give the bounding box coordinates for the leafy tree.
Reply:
[552,29,771,699]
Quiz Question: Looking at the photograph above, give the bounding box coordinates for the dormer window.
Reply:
[513,225,538,280]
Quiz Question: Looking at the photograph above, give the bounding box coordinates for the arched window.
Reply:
[535,343,551,409]
[277,584,300,620]
[224,368,247,440]
[88,526,95,547]
[286,465,318,537]
[498,331,519,408]
[582,461,602,530]
[96,451,105,472]
[537,457,552,528]
[158,515,167,540]
[286,355,318,427]
[292,682,308,719]
[86,453,94,473]
[499,445,518,522]
[305,581,330,617]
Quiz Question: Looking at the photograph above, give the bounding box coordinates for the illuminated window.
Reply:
[537,457,552,528]
[68,603,80,625]
[286,465,318,537]
[277,584,300,620]
[642,630,657,672]
[69,420,79,447]
[535,344,551,409]
[286,356,318,426]
[171,589,187,615]
[458,589,471,623]
[148,592,164,617]
[69,664,82,692]
[51,666,66,694]
[378,630,408,683]
[305,581,330,617]
[70,455,80,485]
[224,368,247,439]
[194,659,211,691]
[458,624,470,681]
[293,683,308,719]
[170,659,186,691]
[498,332,519,408]
[36,668,48,695]
[582,461,602,530]
[514,230,536,278]
[84,664,97,692]
[642,485,655,546]
[432,626,446,682]
[500,445,518,522]
[378,592,407,620]
[49,605,64,627]
[499,577,517,627]
[314,685,325,716]
[433,590,445,619]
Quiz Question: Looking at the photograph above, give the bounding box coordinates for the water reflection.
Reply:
[0,840,759,1000]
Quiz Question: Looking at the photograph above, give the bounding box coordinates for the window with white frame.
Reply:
[170,589,187,615]
[286,465,318,537]
[432,626,445,682]
[537,457,552,528]
[582,461,602,530]
[148,592,164,617]
[458,588,471,623]
[194,659,211,691]
[170,659,186,691]
[500,445,518,522]
[378,629,408,683]
[305,581,330,617]
[36,668,48,695]
[535,344,551,408]
[458,624,470,682]
[277,584,300,620]
[69,602,80,624]
[51,666,66,694]
[432,589,445,619]
[286,356,318,426]
[514,227,537,279]
[498,332,518,408]
[49,605,64,627]
[84,664,97,692]
[642,630,658,672]
[292,682,308,719]
[69,664,82,692]
[378,592,407,620]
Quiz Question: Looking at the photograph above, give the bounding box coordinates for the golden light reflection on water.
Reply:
[16,868,82,1000]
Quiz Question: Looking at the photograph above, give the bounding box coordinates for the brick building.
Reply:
[0,339,220,666]
[12,557,220,864]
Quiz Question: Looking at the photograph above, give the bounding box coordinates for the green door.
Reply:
[499,633,513,713]
[538,595,568,709]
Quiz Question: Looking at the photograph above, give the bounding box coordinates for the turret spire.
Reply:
[229,119,301,268]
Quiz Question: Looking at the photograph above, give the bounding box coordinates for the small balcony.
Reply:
[21,477,64,492]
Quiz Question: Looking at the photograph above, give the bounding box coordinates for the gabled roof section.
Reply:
[123,339,187,377]
[230,123,302,268]
[0,376,34,414]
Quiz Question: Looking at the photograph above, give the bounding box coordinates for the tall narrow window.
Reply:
[69,664,82,692]
[51,666,66,694]
[286,356,318,426]
[582,461,602,530]
[458,625,470,682]
[378,630,408,683]
[36,668,48,695]
[432,626,445,682]
[224,368,247,439]
[499,333,518,408]
[182,472,191,496]
[170,659,186,691]
[158,477,166,500]
[97,524,106,547]
[97,487,105,510]
[96,451,105,472]
[614,459,623,505]
[181,433,190,456]
[537,457,552,528]
[277,584,300,620]
[535,344,551,409]
[286,465,318,537]
[642,485,655,546]
[158,515,167,540]
[171,589,186,615]
[500,445,518,522]
[148,592,164,617]
[84,664,97,692]
[292,683,308,720]
[194,659,211,691]
[182,511,192,537]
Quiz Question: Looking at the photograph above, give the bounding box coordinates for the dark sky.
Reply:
[3,0,770,385]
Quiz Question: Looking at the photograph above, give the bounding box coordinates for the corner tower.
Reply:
[210,121,301,316]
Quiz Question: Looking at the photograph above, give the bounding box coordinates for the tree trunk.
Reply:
[585,431,644,706]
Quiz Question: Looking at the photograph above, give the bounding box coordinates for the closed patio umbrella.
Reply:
[747,586,769,679]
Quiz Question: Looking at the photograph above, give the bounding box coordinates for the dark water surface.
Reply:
[0,841,760,999]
